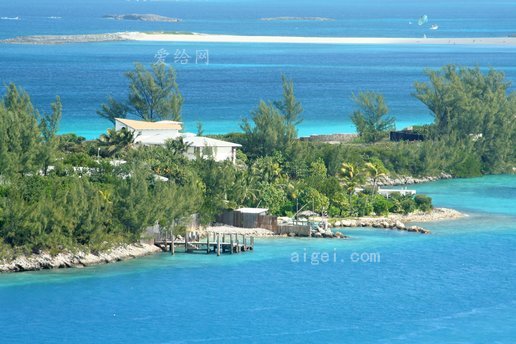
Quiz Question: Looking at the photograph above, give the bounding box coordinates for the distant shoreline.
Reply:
[259,17,334,22]
[2,31,516,46]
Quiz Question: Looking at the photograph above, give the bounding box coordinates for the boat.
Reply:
[1,16,20,20]
[418,15,428,26]
[430,24,439,30]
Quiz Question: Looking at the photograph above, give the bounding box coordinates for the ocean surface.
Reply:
[1,4,516,341]
[0,0,515,138]
[1,175,515,343]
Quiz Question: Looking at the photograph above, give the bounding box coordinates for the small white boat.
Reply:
[430,24,439,30]
[1,16,20,20]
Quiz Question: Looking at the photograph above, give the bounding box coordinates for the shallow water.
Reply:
[1,175,515,343]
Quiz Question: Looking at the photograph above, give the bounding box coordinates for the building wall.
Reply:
[185,146,235,162]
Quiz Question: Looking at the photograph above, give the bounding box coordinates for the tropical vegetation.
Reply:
[0,64,514,258]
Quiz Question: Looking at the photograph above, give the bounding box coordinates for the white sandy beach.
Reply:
[122,32,516,46]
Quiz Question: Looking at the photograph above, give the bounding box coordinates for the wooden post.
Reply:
[171,229,175,255]
[216,233,221,256]
[250,236,254,251]
[243,235,247,252]
[206,232,210,254]
[230,234,234,254]
[185,231,188,252]
[236,235,240,253]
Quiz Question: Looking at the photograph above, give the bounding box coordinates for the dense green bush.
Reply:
[414,194,433,212]
[372,195,391,216]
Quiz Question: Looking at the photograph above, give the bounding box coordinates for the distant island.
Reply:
[103,14,181,23]
[2,32,516,46]
[0,33,129,45]
[260,16,334,21]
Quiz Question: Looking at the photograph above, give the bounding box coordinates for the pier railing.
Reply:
[154,231,255,256]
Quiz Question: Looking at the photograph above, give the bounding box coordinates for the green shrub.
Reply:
[414,194,433,212]
[372,195,391,216]
[353,195,373,217]
[400,198,416,214]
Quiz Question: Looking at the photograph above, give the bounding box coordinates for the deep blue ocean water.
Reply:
[0,175,515,343]
[0,2,515,341]
[0,0,515,138]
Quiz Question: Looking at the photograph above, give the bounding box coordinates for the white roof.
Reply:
[183,135,241,148]
[236,207,268,214]
[115,118,182,130]
[135,132,241,148]
[136,132,180,144]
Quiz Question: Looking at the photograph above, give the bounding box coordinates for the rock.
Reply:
[395,220,405,230]
[314,232,323,238]
[408,226,418,232]
[323,230,334,238]
[0,243,161,273]
[288,232,297,237]
[334,232,345,238]
[334,221,341,227]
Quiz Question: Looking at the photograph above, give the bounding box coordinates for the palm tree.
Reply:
[97,127,135,157]
[364,161,387,195]
[339,162,364,213]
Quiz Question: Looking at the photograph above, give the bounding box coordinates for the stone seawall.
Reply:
[0,243,161,273]
[375,173,453,186]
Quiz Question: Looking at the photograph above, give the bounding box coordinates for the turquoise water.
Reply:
[1,2,515,340]
[0,0,515,138]
[1,175,515,343]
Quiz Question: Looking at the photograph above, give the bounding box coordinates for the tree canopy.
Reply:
[351,91,396,143]
[414,65,515,173]
[97,62,183,124]
[241,75,303,158]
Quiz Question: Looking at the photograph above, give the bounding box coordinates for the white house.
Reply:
[114,118,241,164]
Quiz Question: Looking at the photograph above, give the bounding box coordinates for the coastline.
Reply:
[375,172,454,186]
[124,32,516,46]
[0,208,464,273]
[2,31,516,46]
[0,243,161,273]
[326,207,465,235]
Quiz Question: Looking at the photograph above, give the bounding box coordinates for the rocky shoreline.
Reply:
[329,208,464,235]
[375,172,453,186]
[1,208,463,272]
[0,243,161,273]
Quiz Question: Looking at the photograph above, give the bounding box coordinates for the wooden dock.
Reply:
[154,232,254,256]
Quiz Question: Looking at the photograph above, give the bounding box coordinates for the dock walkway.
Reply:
[154,232,254,256]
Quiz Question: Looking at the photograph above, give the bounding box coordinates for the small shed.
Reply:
[235,208,268,228]
[217,208,270,228]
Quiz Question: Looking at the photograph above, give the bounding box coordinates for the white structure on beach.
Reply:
[114,118,241,163]
[378,188,416,197]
